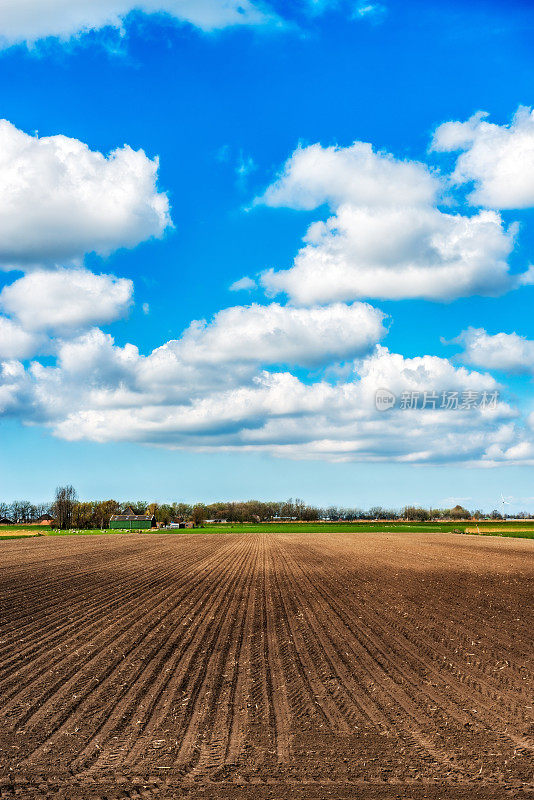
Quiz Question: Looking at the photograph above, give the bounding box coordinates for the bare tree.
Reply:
[53,485,77,530]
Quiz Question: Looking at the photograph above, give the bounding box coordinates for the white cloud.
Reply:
[432,107,534,209]
[55,328,140,379]
[88,301,385,398]
[0,120,171,270]
[484,438,534,464]
[0,269,133,333]
[3,325,530,465]
[454,327,534,375]
[261,205,517,303]
[1,112,533,467]
[175,301,387,367]
[2,300,384,418]
[256,139,528,303]
[352,2,386,22]
[0,359,31,415]
[0,0,277,47]
[230,276,257,292]
[0,317,42,359]
[257,141,439,210]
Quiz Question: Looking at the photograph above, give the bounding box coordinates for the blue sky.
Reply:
[1,0,534,510]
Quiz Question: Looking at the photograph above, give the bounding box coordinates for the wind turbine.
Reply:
[500,493,512,519]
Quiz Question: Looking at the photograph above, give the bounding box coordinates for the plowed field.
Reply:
[0,532,532,799]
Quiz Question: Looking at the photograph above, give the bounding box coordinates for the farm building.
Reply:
[168,521,195,529]
[0,517,13,524]
[109,508,157,530]
[36,514,55,525]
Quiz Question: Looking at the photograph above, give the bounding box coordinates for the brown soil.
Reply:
[0,532,532,799]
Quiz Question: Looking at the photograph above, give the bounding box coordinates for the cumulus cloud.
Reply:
[100,300,385,397]
[2,323,529,465]
[261,206,517,303]
[0,317,43,359]
[0,0,278,47]
[1,113,532,467]
[256,139,528,303]
[230,276,257,292]
[54,328,140,380]
[454,327,534,375]
[0,120,170,270]
[175,301,387,367]
[432,107,534,209]
[0,358,32,415]
[0,299,384,412]
[257,141,439,210]
[0,269,133,333]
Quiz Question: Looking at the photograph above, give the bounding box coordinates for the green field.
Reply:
[477,530,534,539]
[0,527,129,538]
[462,528,534,540]
[205,521,463,533]
[0,524,53,531]
[1,521,534,539]
[204,521,534,539]
[0,526,208,538]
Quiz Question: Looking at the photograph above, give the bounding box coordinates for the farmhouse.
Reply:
[0,516,13,524]
[109,508,157,530]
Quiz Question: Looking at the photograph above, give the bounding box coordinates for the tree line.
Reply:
[0,500,52,523]
[1,489,532,530]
